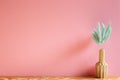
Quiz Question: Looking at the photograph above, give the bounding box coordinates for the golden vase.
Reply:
[96,48,108,78]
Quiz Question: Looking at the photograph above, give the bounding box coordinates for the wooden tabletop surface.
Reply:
[0,76,120,80]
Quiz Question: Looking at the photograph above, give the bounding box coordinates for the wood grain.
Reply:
[0,76,120,80]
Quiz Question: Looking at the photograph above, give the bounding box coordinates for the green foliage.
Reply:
[92,22,112,44]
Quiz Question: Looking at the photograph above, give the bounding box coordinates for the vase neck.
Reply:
[99,48,105,62]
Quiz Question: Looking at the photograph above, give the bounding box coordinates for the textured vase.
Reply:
[96,48,108,78]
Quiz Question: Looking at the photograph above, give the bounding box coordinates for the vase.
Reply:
[96,48,108,78]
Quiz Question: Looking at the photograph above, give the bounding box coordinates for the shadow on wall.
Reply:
[50,37,94,76]
[57,37,92,63]
[65,37,92,57]
[77,66,96,77]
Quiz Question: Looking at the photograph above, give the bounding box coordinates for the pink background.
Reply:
[0,0,120,76]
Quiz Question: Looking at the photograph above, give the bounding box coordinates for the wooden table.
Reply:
[0,77,120,80]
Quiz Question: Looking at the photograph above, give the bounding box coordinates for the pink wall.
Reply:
[0,0,120,76]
